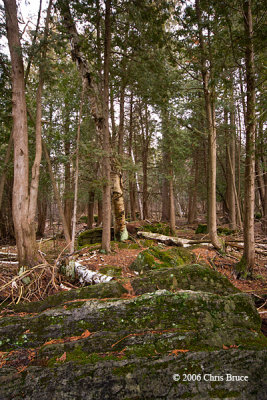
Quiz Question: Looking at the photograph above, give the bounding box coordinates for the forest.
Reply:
[0,0,267,399]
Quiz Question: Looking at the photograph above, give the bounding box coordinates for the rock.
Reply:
[0,290,266,399]
[78,228,114,246]
[131,264,239,295]
[5,281,127,314]
[129,247,196,275]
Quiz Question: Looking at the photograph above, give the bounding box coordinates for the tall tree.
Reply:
[195,0,221,250]
[4,0,52,266]
[236,0,256,275]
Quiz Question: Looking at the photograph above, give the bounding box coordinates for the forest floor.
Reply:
[0,218,266,334]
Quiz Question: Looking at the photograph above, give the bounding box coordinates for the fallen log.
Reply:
[136,231,212,247]
[137,231,191,246]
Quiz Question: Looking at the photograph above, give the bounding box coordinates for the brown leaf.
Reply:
[169,349,189,356]
[57,352,66,362]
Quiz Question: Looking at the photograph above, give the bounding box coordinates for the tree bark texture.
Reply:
[43,141,71,244]
[195,0,221,250]
[37,197,47,238]
[240,0,256,273]
[87,191,95,229]
[64,138,73,237]
[101,0,112,252]
[111,161,128,241]
[4,0,37,266]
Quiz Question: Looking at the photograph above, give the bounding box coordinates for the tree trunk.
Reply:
[228,104,236,229]
[110,79,128,240]
[97,199,103,226]
[161,177,170,222]
[237,0,256,275]
[101,0,112,252]
[195,0,221,250]
[70,80,85,253]
[87,191,95,229]
[169,167,176,235]
[128,93,136,221]
[64,138,73,237]
[43,140,71,244]
[4,0,38,267]
[111,162,128,241]
[188,155,198,224]
[37,197,47,238]
[0,133,13,212]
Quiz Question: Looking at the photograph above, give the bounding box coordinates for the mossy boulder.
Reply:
[129,247,196,275]
[0,290,266,399]
[78,228,114,246]
[99,266,122,277]
[4,281,127,314]
[131,264,240,296]
[0,290,265,352]
[142,222,171,236]
[195,224,235,236]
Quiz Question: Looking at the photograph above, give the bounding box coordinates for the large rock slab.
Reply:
[131,264,239,296]
[1,350,266,400]
[0,290,266,399]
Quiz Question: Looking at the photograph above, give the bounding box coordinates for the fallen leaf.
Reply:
[169,349,189,355]
[57,352,66,362]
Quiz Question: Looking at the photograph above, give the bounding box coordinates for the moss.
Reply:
[99,266,122,277]
[234,256,253,279]
[195,225,235,236]
[9,281,127,313]
[129,247,196,275]
[129,250,157,274]
[142,223,171,236]
[78,228,114,246]
[139,239,155,247]
[208,389,240,398]
[217,227,235,236]
[195,224,208,234]
[117,242,140,249]
[131,264,240,296]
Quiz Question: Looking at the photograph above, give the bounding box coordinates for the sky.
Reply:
[0,0,49,54]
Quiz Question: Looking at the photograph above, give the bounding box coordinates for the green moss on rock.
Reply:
[131,264,240,296]
[142,222,171,236]
[8,281,127,314]
[78,228,114,246]
[129,247,196,275]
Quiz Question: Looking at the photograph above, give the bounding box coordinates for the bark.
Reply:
[128,95,136,221]
[70,81,85,254]
[139,103,150,220]
[111,161,128,241]
[97,199,103,226]
[37,197,47,238]
[87,191,95,229]
[28,0,52,226]
[161,177,170,222]
[110,79,128,240]
[101,0,112,252]
[4,0,43,266]
[137,231,192,247]
[195,0,221,250]
[0,132,13,212]
[228,104,236,229]
[63,138,73,237]
[238,0,256,274]
[169,168,176,235]
[188,155,198,224]
[43,140,71,244]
